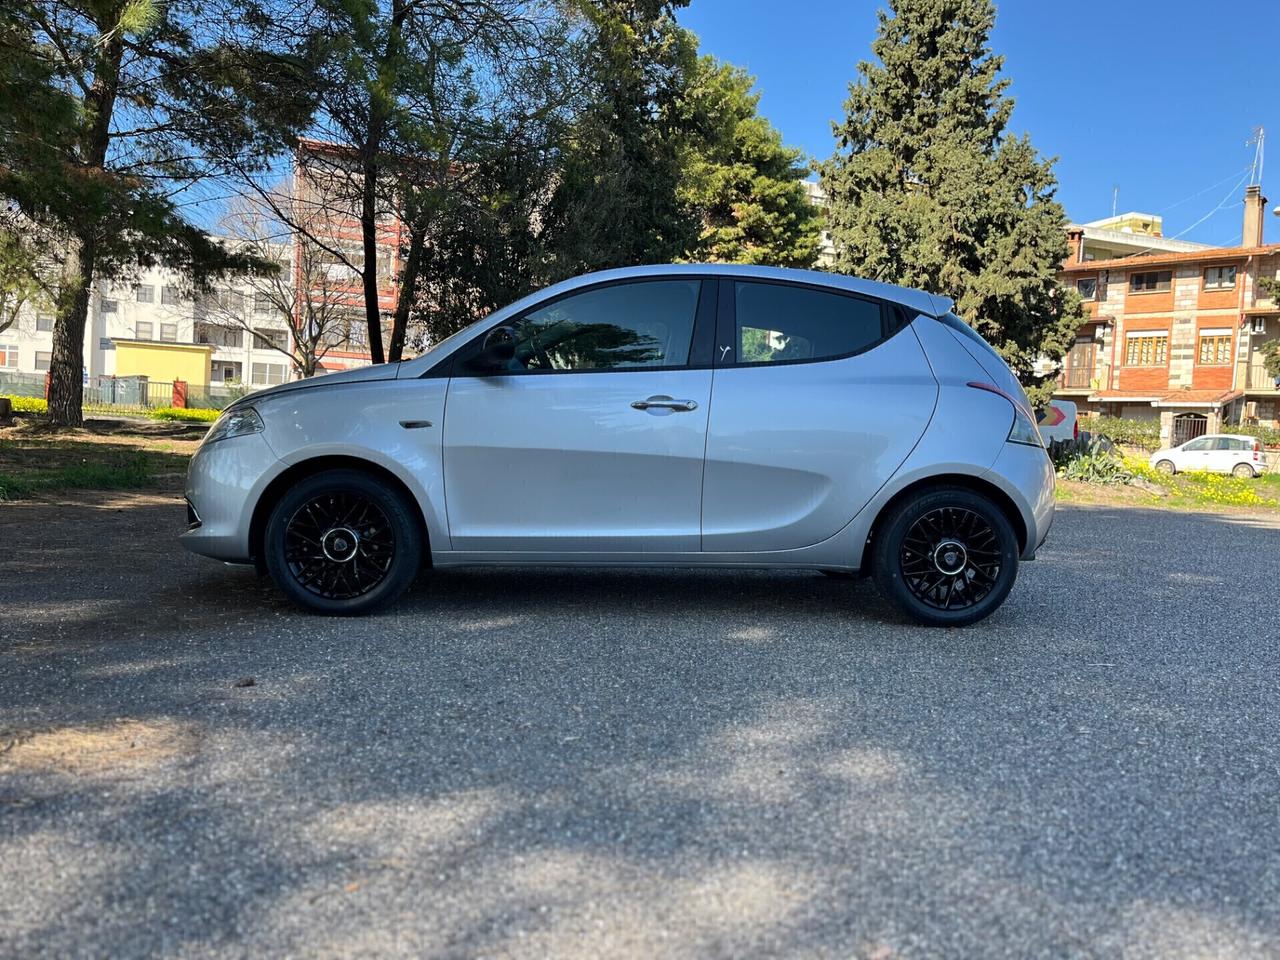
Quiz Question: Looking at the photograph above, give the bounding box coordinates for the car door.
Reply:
[1177,437,1213,471]
[442,277,714,553]
[701,279,937,552]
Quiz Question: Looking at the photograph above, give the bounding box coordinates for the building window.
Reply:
[136,284,155,303]
[0,344,17,368]
[1197,331,1233,365]
[161,285,180,306]
[36,315,54,332]
[159,323,178,343]
[217,288,246,313]
[1076,278,1098,300]
[253,328,289,351]
[34,351,52,371]
[100,298,118,313]
[254,292,273,315]
[1129,271,1172,294]
[1203,266,1237,290]
[251,362,287,385]
[135,321,154,341]
[1125,333,1168,366]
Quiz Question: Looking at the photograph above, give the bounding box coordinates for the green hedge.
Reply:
[4,395,48,414]
[147,406,220,423]
[1228,423,1280,448]
[1082,414,1162,450]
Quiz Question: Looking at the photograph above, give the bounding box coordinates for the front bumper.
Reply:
[179,432,282,562]
[986,442,1055,560]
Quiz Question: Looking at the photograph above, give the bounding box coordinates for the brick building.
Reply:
[1054,186,1280,445]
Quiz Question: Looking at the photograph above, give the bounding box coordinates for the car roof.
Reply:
[535,264,955,318]
[1195,434,1257,441]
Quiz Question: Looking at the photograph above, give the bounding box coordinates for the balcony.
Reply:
[1246,364,1279,393]
[1056,364,1109,392]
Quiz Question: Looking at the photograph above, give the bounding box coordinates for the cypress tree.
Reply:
[822,0,1082,399]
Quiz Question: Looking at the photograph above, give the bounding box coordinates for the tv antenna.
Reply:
[1248,126,1265,186]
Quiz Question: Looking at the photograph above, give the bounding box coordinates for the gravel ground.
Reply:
[1,491,1278,959]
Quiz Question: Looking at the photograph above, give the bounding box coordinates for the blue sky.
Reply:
[677,0,1278,247]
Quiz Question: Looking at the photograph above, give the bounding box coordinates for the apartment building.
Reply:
[0,259,297,399]
[1054,185,1280,444]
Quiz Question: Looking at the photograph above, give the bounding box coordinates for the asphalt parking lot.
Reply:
[2,492,1279,959]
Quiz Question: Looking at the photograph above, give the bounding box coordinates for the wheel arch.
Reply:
[859,473,1028,571]
[249,455,431,569]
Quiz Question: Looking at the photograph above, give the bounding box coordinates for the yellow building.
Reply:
[112,339,214,387]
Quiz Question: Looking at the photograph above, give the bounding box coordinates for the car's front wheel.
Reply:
[264,469,422,615]
[1155,459,1176,475]
[872,486,1019,627]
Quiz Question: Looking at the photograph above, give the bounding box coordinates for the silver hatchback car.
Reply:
[182,265,1053,626]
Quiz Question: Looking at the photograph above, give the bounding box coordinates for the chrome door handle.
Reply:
[631,396,698,412]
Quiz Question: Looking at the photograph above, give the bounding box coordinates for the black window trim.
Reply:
[713,277,898,369]
[425,275,719,379]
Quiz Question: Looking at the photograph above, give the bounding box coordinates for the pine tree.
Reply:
[679,56,821,267]
[821,0,1081,400]
[540,0,701,280]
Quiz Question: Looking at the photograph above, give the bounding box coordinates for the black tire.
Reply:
[872,486,1019,628]
[1231,463,1255,479]
[264,469,423,615]
[1155,459,1176,476]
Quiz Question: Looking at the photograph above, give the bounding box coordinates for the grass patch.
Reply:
[0,438,192,501]
[1058,457,1280,512]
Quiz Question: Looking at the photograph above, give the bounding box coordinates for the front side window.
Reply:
[1125,333,1168,366]
[1129,271,1172,294]
[504,280,701,372]
[1182,437,1211,452]
[1197,332,1232,365]
[733,281,884,365]
[1203,266,1237,290]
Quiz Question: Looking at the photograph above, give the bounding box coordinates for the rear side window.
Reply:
[939,311,1002,361]
[732,281,885,365]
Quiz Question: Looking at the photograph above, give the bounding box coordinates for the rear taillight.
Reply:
[1073,420,1079,440]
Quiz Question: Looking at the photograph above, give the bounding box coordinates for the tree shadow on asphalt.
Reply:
[2,500,1279,957]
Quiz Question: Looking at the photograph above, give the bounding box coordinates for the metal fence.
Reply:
[1,372,237,414]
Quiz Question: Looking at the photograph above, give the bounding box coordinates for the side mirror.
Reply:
[469,325,517,371]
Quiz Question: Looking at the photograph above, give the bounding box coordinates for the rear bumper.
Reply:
[986,442,1055,560]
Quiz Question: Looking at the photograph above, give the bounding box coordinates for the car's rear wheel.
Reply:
[1232,463,1256,479]
[872,487,1019,627]
[1155,459,1176,475]
[264,469,422,615]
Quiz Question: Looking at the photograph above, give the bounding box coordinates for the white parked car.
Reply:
[181,265,1055,627]
[1149,434,1267,478]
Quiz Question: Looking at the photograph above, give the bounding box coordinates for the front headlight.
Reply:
[204,405,264,445]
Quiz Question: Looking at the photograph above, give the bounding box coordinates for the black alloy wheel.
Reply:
[265,469,422,615]
[873,487,1019,627]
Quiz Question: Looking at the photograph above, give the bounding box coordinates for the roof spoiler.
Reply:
[928,294,956,317]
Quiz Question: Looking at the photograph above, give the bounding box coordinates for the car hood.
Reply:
[229,363,402,409]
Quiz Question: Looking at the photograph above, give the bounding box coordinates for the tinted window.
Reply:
[734,282,883,365]
[508,280,700,372]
